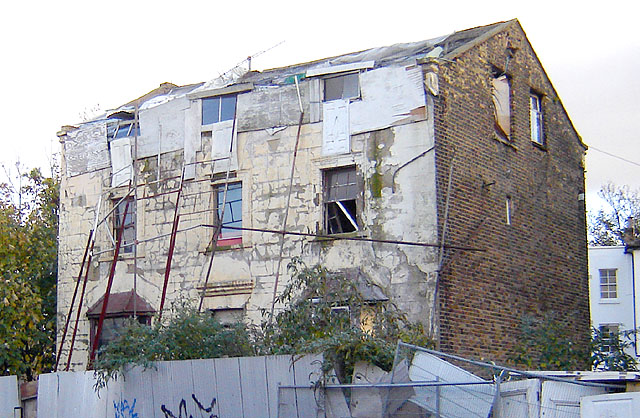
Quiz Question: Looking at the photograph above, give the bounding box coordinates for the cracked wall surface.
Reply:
[57,61,439,370]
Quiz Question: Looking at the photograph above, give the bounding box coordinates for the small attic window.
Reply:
[108,122,139,140]
[324,73,360,102]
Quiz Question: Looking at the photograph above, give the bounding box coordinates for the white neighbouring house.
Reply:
[588,244,640,360]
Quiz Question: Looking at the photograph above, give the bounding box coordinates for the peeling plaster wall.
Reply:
[57,64,439,370]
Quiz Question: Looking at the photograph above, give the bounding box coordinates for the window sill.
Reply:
[531,140,547,151]
[313,230,369,242]
[599,299,620,304]
[204,240,251,253]
[492,135,518,150]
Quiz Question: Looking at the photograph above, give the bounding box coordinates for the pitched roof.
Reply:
[86,290,155,318]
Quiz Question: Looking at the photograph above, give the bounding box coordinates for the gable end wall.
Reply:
[433,23,590,366]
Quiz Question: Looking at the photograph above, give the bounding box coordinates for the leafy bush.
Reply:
[513,313,590,370]
[93,301,254,390]
[93,259,434,388]
[591,327,638,371]
[258,258,433,382]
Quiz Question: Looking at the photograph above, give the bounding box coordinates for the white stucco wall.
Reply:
[588,246,639,359]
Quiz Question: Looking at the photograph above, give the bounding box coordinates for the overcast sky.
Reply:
[1,1,638,211]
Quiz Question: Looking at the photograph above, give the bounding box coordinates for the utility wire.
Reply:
[589,145,640,167]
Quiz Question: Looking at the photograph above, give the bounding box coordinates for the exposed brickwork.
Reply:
[432,22,590,365]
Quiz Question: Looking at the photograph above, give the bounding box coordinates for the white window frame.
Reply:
[530,93,544,145]
[599,268,618,299]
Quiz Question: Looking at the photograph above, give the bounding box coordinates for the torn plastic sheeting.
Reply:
[110,137,133,188]
[64,122,110,177]
[350,65,426,135]
[328,37,447,66]
[183,100,200,180]
[137,96,189,158]
[322,99,350,155]
[210,120,238,174]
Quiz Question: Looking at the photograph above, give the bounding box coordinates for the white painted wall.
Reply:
[588,246,639,359]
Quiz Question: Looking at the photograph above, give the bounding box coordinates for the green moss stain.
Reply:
[370,172,383,198]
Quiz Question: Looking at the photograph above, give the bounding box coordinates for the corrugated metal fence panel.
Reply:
[0,375,19,415]
[540,381,606,418]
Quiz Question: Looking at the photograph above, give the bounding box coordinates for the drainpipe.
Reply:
[631,249,638,357]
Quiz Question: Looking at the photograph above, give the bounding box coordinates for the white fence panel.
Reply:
[581,391,640,417]
[409,352,495,418]
[36,355,324,418]
[0,375,19,416]
[540,381,606,418]
[498,379,541,418]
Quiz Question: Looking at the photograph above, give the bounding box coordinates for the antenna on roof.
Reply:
[246,40,285,71]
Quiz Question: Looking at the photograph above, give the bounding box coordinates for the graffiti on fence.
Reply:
[161,394,218,418]
[114,397,138,418]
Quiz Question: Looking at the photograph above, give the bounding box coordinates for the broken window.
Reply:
[324,167,359,234]
[599,269,617,299]
[108,121,139,139]
[202,94,237,125]
[214,182,242,244]
[113,197,135,253]
[530,92,544,145]
[324,73,360,102]
[491,75,511,140]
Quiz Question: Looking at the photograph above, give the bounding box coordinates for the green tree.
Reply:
[259,258,433,382]
[513,313,590,370]
[589,183,640,246]
[0,166,59,379]
[591,327,638,371]
[93,301,254,390]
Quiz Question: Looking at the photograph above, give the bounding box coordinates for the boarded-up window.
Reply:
[324,73,359,102]
[322,99,350,155]
[492,75,511,139]
[530,93,544,145]
[324,167,359,234]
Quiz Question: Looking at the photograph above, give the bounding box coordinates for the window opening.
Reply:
[530,93,544,145]
[114,197,135,253]
[108,121,139,140]
[210,308,244,326]
[324,167,359,234]
[87,291,154,358]
[491,75,511,139]
[506,196,512,225]
[599,324,619,353]
[215,182,242,244]
[599,269,617,299]
[324,73,360,102]
[202,95,237,125]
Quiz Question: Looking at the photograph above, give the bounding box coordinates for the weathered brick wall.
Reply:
[433,22,590,366]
